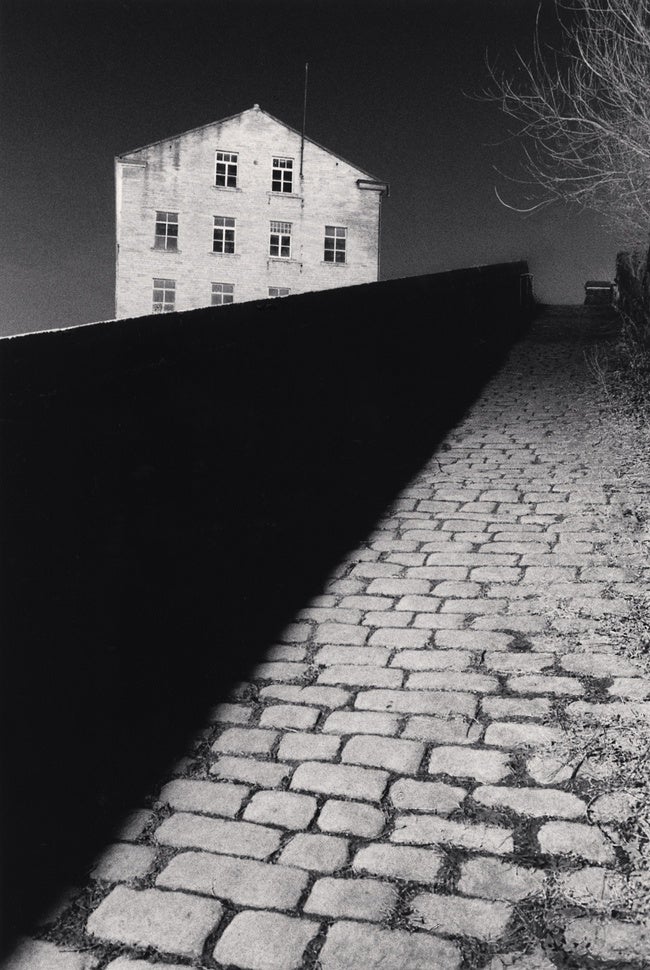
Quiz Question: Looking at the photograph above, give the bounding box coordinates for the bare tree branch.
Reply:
[487,0,650,244]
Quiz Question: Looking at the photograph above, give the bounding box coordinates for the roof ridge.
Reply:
[116,105,381,180]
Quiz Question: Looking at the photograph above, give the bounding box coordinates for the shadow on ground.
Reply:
[0,268,530,954]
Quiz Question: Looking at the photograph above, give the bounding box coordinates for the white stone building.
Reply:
[114,105,388,318]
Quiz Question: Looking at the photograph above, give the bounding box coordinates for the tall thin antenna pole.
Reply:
[300,62,309,180]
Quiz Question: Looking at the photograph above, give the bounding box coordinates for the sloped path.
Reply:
[6,306,650,970]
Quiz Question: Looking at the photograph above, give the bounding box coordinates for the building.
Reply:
[114,104,389,318]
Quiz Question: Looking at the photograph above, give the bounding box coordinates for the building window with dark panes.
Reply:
[269,221,291,258]
[268,287,290,297]
[271,157,293,193]
[324,225,347,263]
[154,211,178,250]
[211,282,234,305]
[215,151,238,188]
[213,216,236,254]
[152,278,175,313]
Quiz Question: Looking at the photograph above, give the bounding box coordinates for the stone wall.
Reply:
[0,264,531,950]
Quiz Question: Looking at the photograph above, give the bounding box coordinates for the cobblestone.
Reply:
[355,688,476,717]
[314,645,391,666]
[277,731,341,761]
[87,886,223,957]
[304,876,398,921]
[390,778,466,813]
[322,710,400,735]
[342,735,424,773]
[91,843,156,882]
[408,670,499,692]
[560,652,639,677]
[440,597,508,614]
[354,843,443,881]
[392,813,514,854]
[537,820,617,863]
[506,674,584,695]
[366,578,430,596]
[244,790,317,829]
[211,727,278,755]
[402,714,483,743]
[157,851,308,908]
[473,785,585,818]
[213,911,319,969]
[565,916,650,962]
[317,799,386,837]
[211,702,253,723]
[259,704,320,729]
[279,833,349,871]
[210,756,291,788]
[260,684,351,707]
[436,629,513,650]
[395,594,442,612]
[317,664,403,687]
[609,676,650,699]
[410,891,512,941]
[428,745,511,782]
[158,778,248,817]
[392,648,472,670]
[369,628,431,649]
[156,812,282,858]
[412,612,466,628]
[253,661,309,682]
[458,856,546,900]
[314,622,369,645]
[363,609,414,627]
[318,921,461,970]
[556,866,628,910]
[484,722,564,749]
[291,761,388,801]
[481,696,552,719]
[484,652,554,672]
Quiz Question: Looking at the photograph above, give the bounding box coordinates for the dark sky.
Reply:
[0,0,625,335]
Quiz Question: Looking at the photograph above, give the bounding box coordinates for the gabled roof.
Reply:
[117,105,383,182]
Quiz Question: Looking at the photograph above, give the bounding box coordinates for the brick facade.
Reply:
[115,105,387,318]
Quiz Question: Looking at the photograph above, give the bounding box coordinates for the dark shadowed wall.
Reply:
[0,265,531,954]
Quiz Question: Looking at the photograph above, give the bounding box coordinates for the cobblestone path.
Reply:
[6,307,650,969]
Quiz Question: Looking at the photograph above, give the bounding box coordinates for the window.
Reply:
[215,151,238,188]
[212,282,234,305]
[324,226,347,263]
[269,287,290,298]
[272,157,293,193]
[213,216,236,254]
[269,221,292,258]
[154,211,178,251]
[152,278,175,313]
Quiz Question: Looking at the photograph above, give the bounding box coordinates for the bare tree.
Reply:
[491,0,650,243]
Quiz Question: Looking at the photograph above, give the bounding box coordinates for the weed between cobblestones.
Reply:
[459,936,500,970]
[507,893,574,968]
[503,631,534,653]
[202,904,238,969]
[40,882,109,959]
[301,920,329,970]
[606,592,650,674]
[578,676,611,705]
